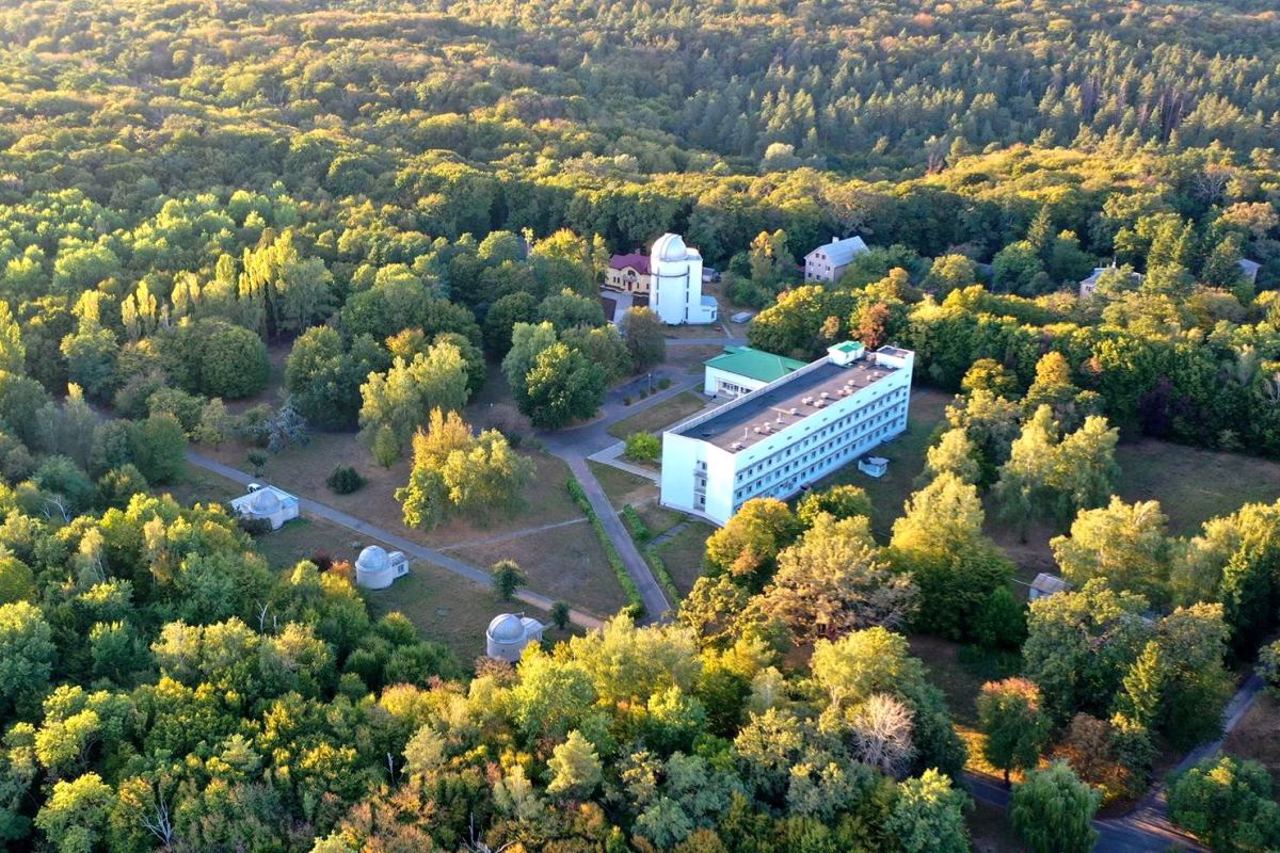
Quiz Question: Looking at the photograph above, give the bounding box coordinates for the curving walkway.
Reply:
[537,370,710,622]
[185,450,605,630]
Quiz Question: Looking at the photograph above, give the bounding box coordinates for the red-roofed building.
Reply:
[605,253,652,293]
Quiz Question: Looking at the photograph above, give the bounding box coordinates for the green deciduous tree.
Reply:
[1010,761,1101,853]
[889,473,1014,640]
[976,678,1051,784]
[1168,754,1280,853]
[884,769,970,853]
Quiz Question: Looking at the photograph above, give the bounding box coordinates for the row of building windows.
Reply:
[731,412,907,505]
[732,414,911,507]
[734,391,908,485]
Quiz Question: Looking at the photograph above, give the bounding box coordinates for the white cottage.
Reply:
[804,235,869,283]
[230,484,300,530]
[355,545,409,590]
[485,613,545,662]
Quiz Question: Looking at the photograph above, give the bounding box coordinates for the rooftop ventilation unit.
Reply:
[820,392,831,400]
[753,426,762,434]
[801,396,813,405]
[731,441,743,450]
[789,407,798,415]
[814,400,827,408]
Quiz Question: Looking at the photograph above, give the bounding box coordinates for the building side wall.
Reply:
[704,366,769,397]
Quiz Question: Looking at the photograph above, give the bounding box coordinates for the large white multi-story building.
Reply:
[660,342,913,525]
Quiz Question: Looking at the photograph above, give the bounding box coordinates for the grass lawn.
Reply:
[1223,692,1280,779]
[607,390,710,439]
[452,521,628,618]
[203,434,584,548]
[813,386,953,540]
[655,521,716,595]
[907,635,995,728]
[1115,439,1280,535]
[588,460,656,509]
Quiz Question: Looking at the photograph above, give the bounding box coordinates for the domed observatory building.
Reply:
[230,483,300,531]
[649,233,718,326]
[354,545,409,590]
[485,613,545,662]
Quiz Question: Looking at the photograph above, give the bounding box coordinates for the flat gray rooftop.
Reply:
[674,357,901,452]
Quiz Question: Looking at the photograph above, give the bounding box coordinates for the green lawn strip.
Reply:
[566,478,645,617]
[622,504,681,604]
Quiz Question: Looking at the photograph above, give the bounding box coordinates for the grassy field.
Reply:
[587,460,656,509]
[202,434,585,548]
[655,521,716,595]
[968,800,1024,853]
[452,520,627,618]
[1115,440,1280,535]
[178,488,521,664]
[607,390,710,439]
[813,387,953,540]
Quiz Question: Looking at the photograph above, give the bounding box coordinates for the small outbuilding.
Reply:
[230,483,300,531]
[485,613,545,662]
[857,456,889,478]
[703,345,807,398]
[1029,573,1070,601]
[1239,258,1262,286]
[355,545,409,590]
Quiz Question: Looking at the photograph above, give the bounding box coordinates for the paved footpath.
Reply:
[538,370,711,622]
[186,450,605,630]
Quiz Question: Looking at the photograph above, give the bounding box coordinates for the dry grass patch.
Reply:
[587,461,656,509]
[655,521,715,595]
[1223,692,1280,779]
[451,522,627,619]
[968,799,1024,853]
[1115,440,1280,535]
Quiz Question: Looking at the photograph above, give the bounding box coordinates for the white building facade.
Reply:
[650,233,718,325]
[485,613,545,662]
[804,235,869,283]
[661,342,914,526]
[230,484,300,530]
[354,545,410,590]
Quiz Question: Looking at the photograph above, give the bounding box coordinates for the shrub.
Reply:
[657,377,672,390]
[326,465,366,495]
[624,432,660,463]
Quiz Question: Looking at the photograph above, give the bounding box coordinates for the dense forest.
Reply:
[0,0,1279,850]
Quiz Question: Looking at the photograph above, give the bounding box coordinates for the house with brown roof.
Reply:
[605,253,651,293]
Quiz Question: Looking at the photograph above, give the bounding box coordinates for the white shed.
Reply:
[355,545,409,590]
[1029,573,1070,601]
[858,456,889,478]
[485,613,545,662]
[230,484,300,530]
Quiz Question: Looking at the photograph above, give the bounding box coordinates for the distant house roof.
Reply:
[1030,573,1070,596]
[704,346,807,384]
[609,253,650,274]
[1240,258,1262,275]
[806,235,869,266]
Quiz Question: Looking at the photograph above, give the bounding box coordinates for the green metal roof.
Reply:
[704,346,807,384]
[832,341,864,353]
